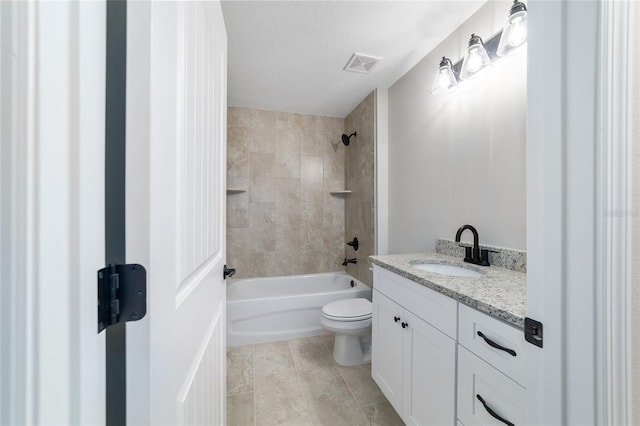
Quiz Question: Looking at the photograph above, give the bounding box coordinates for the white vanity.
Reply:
[370,252,527,426]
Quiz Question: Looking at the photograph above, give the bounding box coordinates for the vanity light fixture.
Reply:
[429,1,526,95]
[430,57,458,95]
[460,34,492,80]
[496,0,528,56]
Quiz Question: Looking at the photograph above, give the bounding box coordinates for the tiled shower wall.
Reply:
[344,93,376,287]
[226,107,347,279]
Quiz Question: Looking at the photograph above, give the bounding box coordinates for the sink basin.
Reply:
[411,263,482,278]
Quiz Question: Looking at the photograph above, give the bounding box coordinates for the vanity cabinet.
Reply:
[372,264,527,426]
[372,266,457,426]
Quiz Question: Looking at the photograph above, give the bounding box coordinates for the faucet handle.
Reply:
[479,249,496,266]
[463,246,473,262]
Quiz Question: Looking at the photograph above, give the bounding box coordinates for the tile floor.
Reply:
[226,334,405,426]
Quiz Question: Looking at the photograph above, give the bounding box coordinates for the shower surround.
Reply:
[227,107,346,279]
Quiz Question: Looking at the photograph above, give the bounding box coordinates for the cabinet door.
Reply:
[402,309,456,426]
[372,290,404,414]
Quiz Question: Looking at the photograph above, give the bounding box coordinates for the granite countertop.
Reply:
[369,253,527,329]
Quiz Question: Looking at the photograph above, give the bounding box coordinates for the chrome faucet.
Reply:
[455,225,491,266]
[342,258,357,266]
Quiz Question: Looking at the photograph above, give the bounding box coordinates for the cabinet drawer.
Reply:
[458,304,526,386]
[458,346,526,426]
[374,265,457,339]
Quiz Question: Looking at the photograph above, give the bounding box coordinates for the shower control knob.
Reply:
[401,322,408,329]
[346,237,359,251]
[394,316,400,323]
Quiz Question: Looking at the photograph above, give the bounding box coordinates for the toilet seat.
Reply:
[321,298,372,321]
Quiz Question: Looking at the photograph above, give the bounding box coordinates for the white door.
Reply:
[126,1,228,424]
[0,1,106,424]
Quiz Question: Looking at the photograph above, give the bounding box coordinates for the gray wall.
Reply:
[387,0,526,252]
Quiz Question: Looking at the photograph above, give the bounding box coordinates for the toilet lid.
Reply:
[322,298,372,319]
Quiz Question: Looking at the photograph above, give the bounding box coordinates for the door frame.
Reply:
[0,1,107,424]
[596,0,635,424]
[527,0,635,424]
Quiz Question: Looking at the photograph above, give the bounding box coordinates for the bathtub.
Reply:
[227,272,371,347]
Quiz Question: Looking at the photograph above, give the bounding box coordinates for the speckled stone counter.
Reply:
[369,253,527,329]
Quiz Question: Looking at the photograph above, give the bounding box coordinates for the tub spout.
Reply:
[342,258,357,266]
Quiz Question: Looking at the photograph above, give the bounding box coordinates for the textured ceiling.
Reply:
[221,1,486,118]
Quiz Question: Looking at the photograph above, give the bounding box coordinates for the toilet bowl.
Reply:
[320,298,372,366]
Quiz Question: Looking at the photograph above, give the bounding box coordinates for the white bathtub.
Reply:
[227,272,371,347]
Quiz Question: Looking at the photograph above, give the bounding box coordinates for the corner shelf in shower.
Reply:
[329,190,352,195]
[226,188,247,194]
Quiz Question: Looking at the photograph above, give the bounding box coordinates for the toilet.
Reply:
[320,298,372,366]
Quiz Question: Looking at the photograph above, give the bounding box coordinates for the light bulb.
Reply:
[460,34,492,80]
[431,57,458,95]
[508,16,527,46]
[466,48,483,73]
[497,1,527,56]
[438,69,450,89]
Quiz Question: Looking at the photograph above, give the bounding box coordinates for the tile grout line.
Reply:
[287,338,316,426]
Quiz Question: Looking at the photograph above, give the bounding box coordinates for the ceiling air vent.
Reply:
[343,53,382,74]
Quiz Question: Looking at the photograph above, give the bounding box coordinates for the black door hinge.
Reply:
[524,317,543,348]
[98,263,147,333]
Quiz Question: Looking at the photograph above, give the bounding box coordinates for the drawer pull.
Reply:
[476,394,515,426]
[401,322,408,329]
[394,316,400,323]
[477,331,517,357]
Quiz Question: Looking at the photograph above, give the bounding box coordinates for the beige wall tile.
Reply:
[248,126,276,154]
[249,153,275,202]
[228,107,252,128]
[275,131,301,179]
[227,176,249,228]
[246,108,276,129]
[300,155,323,190]
[300,190,323,251]
[344,92,376,287]
[250,251,277,277]
[275,111,298,129]
[227,228,250,279]
[323,136,346,181]
[276,178,301,215]
[227,127,249,177]
[300,134,323,157]
[227,108,347,278]
[249,202,276,252]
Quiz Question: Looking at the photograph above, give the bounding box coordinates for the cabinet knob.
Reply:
[394,316,400,323]
[401,322,408,329]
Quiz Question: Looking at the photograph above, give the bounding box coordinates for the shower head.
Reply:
[341,132,357,146]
